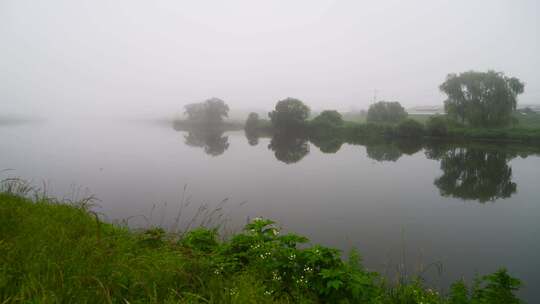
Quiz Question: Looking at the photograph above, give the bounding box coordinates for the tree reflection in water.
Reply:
[244,130,259,146]
[425,143,517,202]
[268,132,310,164]
[309,134,344,154]
[364,139,422,162]
[241,130,537,203]
[184,128,230,156]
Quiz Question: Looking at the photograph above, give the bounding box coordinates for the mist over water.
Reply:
[1,120,539,300]
[2,0,540,301]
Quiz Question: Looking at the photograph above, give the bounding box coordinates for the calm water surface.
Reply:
[1,120,539,301]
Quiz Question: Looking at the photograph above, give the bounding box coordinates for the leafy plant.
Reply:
[427,116,449,136]
[396,119,425,138]
[138,227,166,248]
[181,227,219,252]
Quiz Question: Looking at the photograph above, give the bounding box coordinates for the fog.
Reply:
[1,0,539,119]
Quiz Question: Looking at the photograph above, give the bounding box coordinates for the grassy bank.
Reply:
[444,127,540,143]
[246,111,540,144]
[336,111,540,143]
[0,190,524,303]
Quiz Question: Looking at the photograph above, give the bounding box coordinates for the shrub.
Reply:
[311,110,344,128]
[426,116,449,137]
[219,218,380,302]
[396,119,425,138]
[0,193,527,304]
[367,101,407,123]
[181,227,219,252]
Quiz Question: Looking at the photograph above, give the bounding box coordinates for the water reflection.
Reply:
[425,143,518,203]
[268,132,310,164]
[172,126,540,203]
[245,130,260,146]
[365,141,403,162]
[261,131,538,202]
[182,128,230,156]
[351,139,422,162]
[309,134,344,154]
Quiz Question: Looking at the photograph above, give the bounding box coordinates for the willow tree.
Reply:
[440,71,524,127]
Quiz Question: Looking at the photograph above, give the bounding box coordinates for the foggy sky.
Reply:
[1,0,539,119]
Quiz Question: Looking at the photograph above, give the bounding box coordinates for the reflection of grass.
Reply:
[0,179,525,303]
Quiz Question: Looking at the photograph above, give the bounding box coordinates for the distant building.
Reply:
[518,104,540,113]
[407,106,445,115]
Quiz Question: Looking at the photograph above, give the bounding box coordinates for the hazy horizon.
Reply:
[1,0,539,119]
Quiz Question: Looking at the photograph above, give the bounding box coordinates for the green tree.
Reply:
[269,98,310,130]
[426,116,449,137]
[311,110,344,127]
[184,97,229,125]
[395,119,424,138]
[440,71,525,127]
[309,111,344,146]
[366,101,407,123]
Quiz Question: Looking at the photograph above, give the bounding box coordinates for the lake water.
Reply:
[1,120,539,301]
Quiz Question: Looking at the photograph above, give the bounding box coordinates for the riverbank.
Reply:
[341,112,540,144]
[0,189,524,303]
[246,117,540,145]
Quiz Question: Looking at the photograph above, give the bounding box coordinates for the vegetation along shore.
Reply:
[173,71,540,144]
[0,179,525,303]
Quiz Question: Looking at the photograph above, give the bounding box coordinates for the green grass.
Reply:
[0,193,279,304]
[343,111,540,128]
[341,113,433,124]
[513,112,540,129]
[446,127,540,143]
[336,112,540,143]
[0,189,525,303]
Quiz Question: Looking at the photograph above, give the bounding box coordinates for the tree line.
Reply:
[179,70,527,140]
